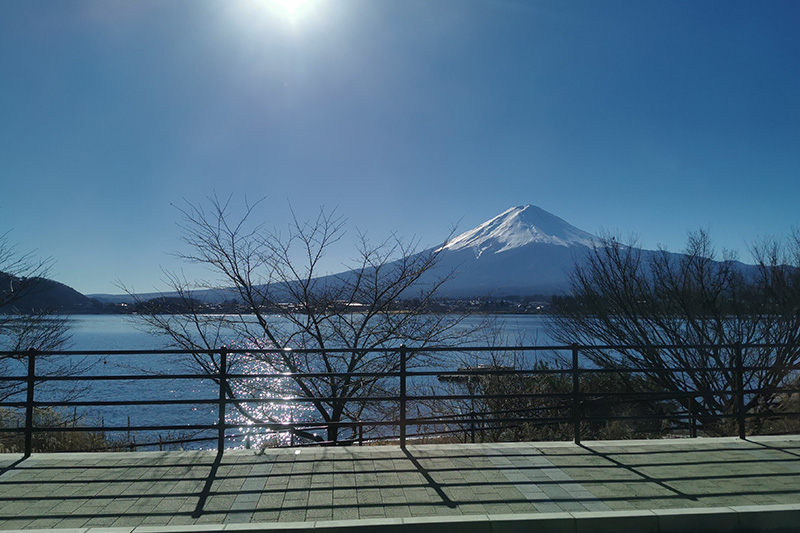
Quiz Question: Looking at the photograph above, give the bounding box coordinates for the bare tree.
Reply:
[548,230,800,435]
[0,232,73,402]
[134,196,474,444]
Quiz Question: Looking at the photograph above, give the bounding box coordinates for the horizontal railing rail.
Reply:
[0,343,798,454]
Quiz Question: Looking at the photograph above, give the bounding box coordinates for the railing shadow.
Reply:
[0,456,28,477]
[192,449,224,518]
[401,447,457,509]
[1,439,800,525]
[575,443,697,501]
[746,438,800,459]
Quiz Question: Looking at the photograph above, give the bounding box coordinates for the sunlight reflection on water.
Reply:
[52,314,554,449]
[226,339,316,449]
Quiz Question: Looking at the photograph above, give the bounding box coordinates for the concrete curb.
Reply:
[6,504,800,533]
[7,434,799,462]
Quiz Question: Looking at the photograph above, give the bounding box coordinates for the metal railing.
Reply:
[1,343,799,455]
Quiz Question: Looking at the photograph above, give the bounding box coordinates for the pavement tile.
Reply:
[1,437,800,530]
[306,491,333,507]
[0,520,34,530]
[249,510,280,521]
[109,516,144,528]
[83,517,120,528]
[383,505,412,519]
[330,507,359,521]
[304,509,332,521]
[164,514,198,526]
[277,510,306,522]
[23,519,63,530]
[358,508,387,519]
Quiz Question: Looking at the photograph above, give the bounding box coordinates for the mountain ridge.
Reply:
[13,205,761,308]
[90,204,758,304]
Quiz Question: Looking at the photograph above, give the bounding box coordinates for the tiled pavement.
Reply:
[0,436,799,531]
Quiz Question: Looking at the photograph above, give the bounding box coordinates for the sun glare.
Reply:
[269,0,314,21]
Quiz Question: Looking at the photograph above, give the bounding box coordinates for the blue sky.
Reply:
[2,0,799,295]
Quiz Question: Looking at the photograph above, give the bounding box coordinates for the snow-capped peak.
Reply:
[440,205,596,257]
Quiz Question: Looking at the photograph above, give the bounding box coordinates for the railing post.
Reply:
[572,344,581,445]
[399,345,407,448]
[688,395,697,439]
[469,411,476,444]
[735,343,745,439]
[218,347,228,453]
[24,348,37,457]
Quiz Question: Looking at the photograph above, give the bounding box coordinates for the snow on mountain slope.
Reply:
[440,205,596,258]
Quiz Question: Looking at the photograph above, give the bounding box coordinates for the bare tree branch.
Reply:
[548,230,800,435]
[131,195,474,444]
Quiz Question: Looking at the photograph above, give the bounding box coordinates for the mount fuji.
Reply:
[424,205,598,297]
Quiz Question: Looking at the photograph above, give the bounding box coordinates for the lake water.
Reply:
[66,314,556,350]
[30,314,560,449]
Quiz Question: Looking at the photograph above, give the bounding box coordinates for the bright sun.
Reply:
[269,0,314,20]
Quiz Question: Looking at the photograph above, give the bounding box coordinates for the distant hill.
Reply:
[0,272,98,312]
[90,288,238,305]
